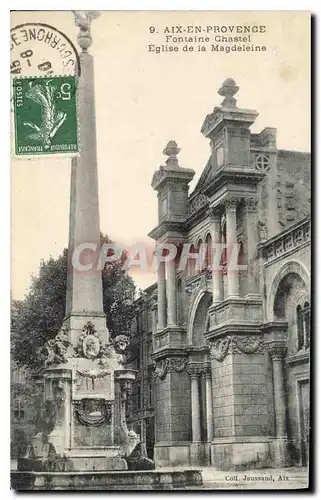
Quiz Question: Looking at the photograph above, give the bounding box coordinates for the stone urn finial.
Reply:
[163,140,180,168]
[218,78,239,108]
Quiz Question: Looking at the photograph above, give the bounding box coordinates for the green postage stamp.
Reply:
[13,76,78,156]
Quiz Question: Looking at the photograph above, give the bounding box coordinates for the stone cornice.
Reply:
[185,204,209,229]
[285,350,310,366]
[64,310,106,320]
[209,296,263,312]
[186,345,210,355]
[201,106,258,138]
[202,168,264,199]
[151,346,188,362]
[148,220,186,241]
[206,322,262,339]
[151,165,195,192]
[262,321,288,334]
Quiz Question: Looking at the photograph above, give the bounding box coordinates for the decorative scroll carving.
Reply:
[152,359,169,380]
[44,327,72,366]
[76,369,110,379]
[210,335,265,362]
[210,338,231,362]
[233,336,264,354]
[152,356,188,379]
[168,357,188,373]
[189,194,209,215]
[201,111,221,137]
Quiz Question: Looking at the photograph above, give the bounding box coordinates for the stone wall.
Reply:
[277,150,311,229]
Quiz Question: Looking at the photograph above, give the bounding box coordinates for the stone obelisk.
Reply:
[20,12,138,473]
[64,11,108,345]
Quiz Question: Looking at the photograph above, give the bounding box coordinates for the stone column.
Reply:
[224,198,240,298]
[157,260,166,330]
[190,372,201,443]
[205,370,214,442]
[210,209,224,303]
[166,257,177,327]
[244,197,260,297]
[268,343,288,466]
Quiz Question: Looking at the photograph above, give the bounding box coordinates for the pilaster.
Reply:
[208,334,271,470]
[263,322,289,467]
[244,197,261,298]
[152,351,191,467]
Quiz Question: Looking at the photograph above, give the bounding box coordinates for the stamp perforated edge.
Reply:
[11,74,81,160]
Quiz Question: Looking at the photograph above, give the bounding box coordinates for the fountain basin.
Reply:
[11,469,203,490]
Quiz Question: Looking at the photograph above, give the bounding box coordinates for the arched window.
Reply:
[221,215,227,274]
[302,301,310,349]
[188,244,197,276]
[297,301,310,350]
[205,233,212,271]
[296,305,304,350]
[197,238,205,273]
[177,278,184,325]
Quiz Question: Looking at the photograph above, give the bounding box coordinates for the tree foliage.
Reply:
[11,234,136,369]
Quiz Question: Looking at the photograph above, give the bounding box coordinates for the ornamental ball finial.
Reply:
[72,10,101,51]
[218,78,239,108]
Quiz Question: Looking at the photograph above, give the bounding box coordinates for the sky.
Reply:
[11,10,310,300]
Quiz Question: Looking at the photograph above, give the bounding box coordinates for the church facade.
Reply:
[129,78,311,470]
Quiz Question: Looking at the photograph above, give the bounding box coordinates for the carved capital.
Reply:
[244,197,258,212]
[203,365,212,379]
[187,364,204,378]
[206,207,221,224]
[222,196,239,211]
[266,342,287,360]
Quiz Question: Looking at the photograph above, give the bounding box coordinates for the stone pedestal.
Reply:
[20,340,138,472]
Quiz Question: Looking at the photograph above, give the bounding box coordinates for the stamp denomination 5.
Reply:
[13,76,79,156]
